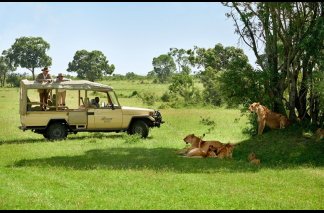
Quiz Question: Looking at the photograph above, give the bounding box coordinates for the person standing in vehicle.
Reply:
[56,73,70,106]
[36,67,52,110]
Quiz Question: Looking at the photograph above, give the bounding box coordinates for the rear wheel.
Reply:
[46,122,67,140]
[128,120,149,138]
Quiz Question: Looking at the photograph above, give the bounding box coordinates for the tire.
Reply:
[43,133,48,139]
[128,120,149,138]
[46,122,67,140]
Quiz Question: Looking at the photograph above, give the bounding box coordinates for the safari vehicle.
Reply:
[19,79,163,140]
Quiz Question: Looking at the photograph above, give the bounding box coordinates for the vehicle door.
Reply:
[87,91,122,129]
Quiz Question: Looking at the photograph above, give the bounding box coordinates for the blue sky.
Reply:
[0,2,256,76]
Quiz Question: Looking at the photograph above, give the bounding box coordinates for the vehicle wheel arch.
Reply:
[46,119,69,129]
[128,117,152,128]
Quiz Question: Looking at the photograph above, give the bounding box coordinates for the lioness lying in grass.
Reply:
[178,134,235,158]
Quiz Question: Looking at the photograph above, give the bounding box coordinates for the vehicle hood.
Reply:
[121,106,154,115]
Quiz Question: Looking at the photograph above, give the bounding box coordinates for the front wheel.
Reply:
[46,122,67,140]
[127,120,149,138]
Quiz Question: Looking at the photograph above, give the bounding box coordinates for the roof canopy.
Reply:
[20,79,113,91]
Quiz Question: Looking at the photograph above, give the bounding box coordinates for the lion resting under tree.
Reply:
[248,102,291,135]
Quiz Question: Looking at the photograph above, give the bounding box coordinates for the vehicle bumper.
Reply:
[152,110,164,127]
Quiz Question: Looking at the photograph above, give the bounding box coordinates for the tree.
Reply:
[152,54,176,83]
[168,48,192,74]
[4,36,52,80]
[189,43,256,106]
[0,56,10,87]
[67,50,115,82]
[168,72,200,104]
[6,73,27,87]
[224,2,324,125]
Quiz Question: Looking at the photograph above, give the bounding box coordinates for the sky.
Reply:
[0,2,256,77]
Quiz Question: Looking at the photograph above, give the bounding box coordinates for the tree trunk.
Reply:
[311,95,320,125]
[297,57,311,120]
[32,67,35,80]
[288,69,298,121]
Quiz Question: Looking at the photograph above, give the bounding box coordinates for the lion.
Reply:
[178,134,224,158]
[215,143,235,159]
[248,152,261,165]
[316,128,324,141]
[186,145,219,158]
[248,102,291,135]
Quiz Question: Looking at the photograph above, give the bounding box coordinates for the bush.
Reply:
[137,91,157,106]
[129,90,138,98]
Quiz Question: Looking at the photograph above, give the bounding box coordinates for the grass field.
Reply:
[0,80,323,210]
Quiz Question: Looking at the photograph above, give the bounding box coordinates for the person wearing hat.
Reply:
[36,67,53,110]
[56,73,70,107]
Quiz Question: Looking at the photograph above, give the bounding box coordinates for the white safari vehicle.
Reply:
[19,79,163,140]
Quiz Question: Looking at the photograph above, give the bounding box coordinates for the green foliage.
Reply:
[168,48,192,73]
[129,90,138,98]
[0,56,12,87]
[161,91,171,102]
[193,44,258,107]
[199,67,222,106]
[152,54,176,83]
[6,73,27,87]
[67,50,115,82]
[137,91,158,106]
[125,72,146,81]
[218,67,268,108]
[199,116,216,135]
[169,72,201,104]
[241,112,258,136]
[4,36,52,79]
[224,2,324,123]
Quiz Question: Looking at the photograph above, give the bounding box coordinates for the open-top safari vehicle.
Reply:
[19,79,163,140]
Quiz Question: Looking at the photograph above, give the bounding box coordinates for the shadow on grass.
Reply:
[234,124,324,168]
[0,133,135,145]
[7,124,324,173]
[0,138,47,145]
[11,146,259,173]
[11,131,324,173]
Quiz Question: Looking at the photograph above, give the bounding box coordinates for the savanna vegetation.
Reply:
[0,80,323,210]
[0,2,323,210]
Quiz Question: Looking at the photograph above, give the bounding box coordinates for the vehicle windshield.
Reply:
[108,91,120,107]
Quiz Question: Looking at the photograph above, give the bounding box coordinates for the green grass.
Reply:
[0,81,323,210]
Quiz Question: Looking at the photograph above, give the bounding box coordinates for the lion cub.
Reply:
[216,143,235,159]
[248,152,261,165]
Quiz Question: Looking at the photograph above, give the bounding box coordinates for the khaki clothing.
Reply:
[36,72,52,82]
[36,72,52,110]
